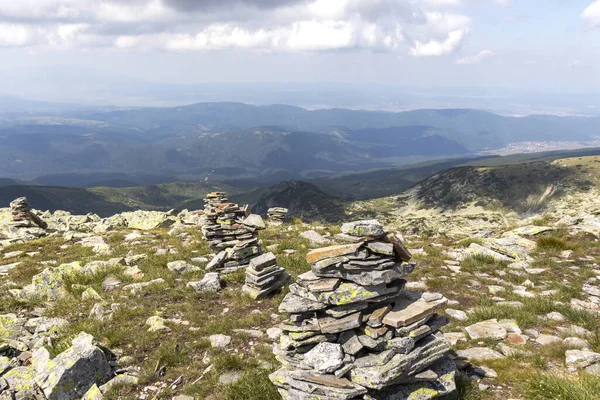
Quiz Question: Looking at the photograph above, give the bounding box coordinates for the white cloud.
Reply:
[455,49,494,64]
[582,0,600,29]
[0,23,34,47]
[410,29,468,57]
[0,0,471,55]
[495,0,515,6]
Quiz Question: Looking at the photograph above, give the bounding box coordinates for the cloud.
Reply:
[455,49,494,64]
[494,0,515,6]
[582,0,600,28]
[0,0,471,55]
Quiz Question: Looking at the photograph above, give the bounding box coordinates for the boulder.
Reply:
[34,332,113,400]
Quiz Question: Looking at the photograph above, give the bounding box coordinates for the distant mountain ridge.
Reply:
[1,101,599,181]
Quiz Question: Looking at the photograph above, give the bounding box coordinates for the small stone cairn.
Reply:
[269,220,457,400]
[242,252,291,299]
[9,197,47,229]
[202,192,266,273]
[268,207,288,225]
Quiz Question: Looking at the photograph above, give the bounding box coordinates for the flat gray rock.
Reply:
[279,293,326,313]
[465,319,507,340]
[303,342,344,373]
[187,272,222,293]
[242,214,265,230]
[210,334,231,349]
[249,252,277,271]
[167,260,201,274]
[301,230,331,245]
[341,220,385,238]
[456,347,505,360]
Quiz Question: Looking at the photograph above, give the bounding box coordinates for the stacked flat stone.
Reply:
[202,192,266,273]
[268,207,289,225]
[269,220,457,400]
[10,197,48,229]
[242,252,291,299]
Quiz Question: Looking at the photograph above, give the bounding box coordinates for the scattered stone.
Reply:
[210,334,231,349]
[565,349,600,372]
[123,266,144,280]
[505,333,528,346]
[465,319,507,340]
[188,272,222,293]
[545,311,566,322]
[101,276,121,291]
[232,329,263,338]
[474,366,498,378]
[445,332,467,346]
[82,288,103,301]
[301,230,331,245]
[146,316,168,332]
[0,262,21,276]
[446,309,468,321]
[456,347,506,360]
[122,278,165,295]
[563,337,589,349]
[536,334,562,346]
[167,260,201,274]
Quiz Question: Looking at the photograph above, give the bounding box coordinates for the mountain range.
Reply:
[1,102,599,183]
[3,147,600,220]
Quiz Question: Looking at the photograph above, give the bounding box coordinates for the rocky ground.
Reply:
[1,205,600,399]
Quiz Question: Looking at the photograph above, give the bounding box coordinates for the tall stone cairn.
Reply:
[10,197,48,229]
[202,192,267,273]
[269,220,457,400]
[267,207,288,225]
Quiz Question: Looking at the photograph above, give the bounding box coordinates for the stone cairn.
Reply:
[269,220,457,400]
[10,197,47,229]
[268,207,289,225]
[202,192,266,273]
[242,252,291,299]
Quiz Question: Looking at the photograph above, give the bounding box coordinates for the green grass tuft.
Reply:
[523,373,600,400]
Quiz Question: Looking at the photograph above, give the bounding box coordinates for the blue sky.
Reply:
[0,0,598,93]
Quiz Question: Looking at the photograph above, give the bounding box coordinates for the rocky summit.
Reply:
[270,220,457,399]
[2,184,600,400]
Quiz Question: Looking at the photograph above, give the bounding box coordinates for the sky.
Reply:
[0,0,599,93]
